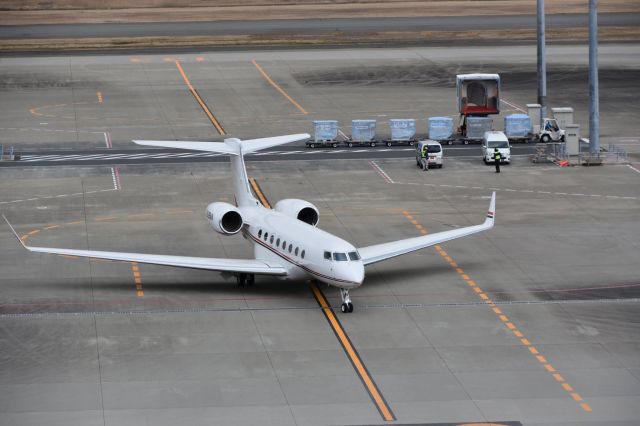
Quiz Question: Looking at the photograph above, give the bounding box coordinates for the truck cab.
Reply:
[540,118,565,143]
[482,131,511,164]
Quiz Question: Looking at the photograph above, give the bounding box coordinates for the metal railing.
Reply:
[606,143,628,162]
[547,142,569,162]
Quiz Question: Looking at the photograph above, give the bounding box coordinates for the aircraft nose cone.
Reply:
[349,262,365,286]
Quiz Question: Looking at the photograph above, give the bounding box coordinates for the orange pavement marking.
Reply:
[310,283,395,422]
[252,179,394,422]
[401,211,593,414]
[251,59,308,115]
[174,60,226,135]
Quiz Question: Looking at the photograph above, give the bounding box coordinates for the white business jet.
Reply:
[4,133,496,313]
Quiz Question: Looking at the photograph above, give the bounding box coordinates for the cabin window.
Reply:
[301,250,305,259]
[324,251,331,260]
[276,238,280,246]
[282,241,286,249]
[333,252,348,261]
[294,247,299,256]
[270,235,274,244]
[264,232,268,241]
[258,229,262,238]
[348,251,360,261]
[288,244,292,253]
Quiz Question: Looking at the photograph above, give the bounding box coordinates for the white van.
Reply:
[415,140,443,168]
[482,131,511,164]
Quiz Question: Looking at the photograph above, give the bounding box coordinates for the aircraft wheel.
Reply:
[347,302,354,313]
[237,273,247,287]
[341,303,349,313]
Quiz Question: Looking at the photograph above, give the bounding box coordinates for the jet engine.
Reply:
[205,202,244,235]
[274,199,320,226]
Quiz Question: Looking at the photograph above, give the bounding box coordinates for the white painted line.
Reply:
[501,97,527,113]
[111,168,119,190]
[627,164,640,174]
[369,160,395,184]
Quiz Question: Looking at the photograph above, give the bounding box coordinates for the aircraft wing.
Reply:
[3,216,287,276]
[358,193,495,266]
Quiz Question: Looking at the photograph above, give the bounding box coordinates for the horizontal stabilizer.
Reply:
[133,133,310,155]
[241,134,310,153]
[133,140,238,155]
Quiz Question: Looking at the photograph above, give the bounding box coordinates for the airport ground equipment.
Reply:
[524,104,566,143]
[307,120,341,148]
[428,117,454,143]
[415,140,443,168]
[384,119,417,146]
[347,119,377,147]
[538,118,565,142]
[482,131,511,164]
[504,114,533,142]
[457,74,500,115]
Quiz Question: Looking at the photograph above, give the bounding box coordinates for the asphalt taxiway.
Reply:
[1,45,639,426]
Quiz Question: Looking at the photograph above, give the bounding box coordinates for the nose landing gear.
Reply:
[340,288,354,313]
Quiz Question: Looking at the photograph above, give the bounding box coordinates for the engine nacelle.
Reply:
[205,202,244,235]
[274,198,320,226]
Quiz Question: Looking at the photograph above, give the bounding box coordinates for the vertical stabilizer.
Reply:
[225,139,258,208]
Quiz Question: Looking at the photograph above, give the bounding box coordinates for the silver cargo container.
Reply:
[313,120,339,141]
[504,114,532,139]
[351,119,377,142]
[428,117,454,141]
[389,119,416,141]
[466,116,493,140]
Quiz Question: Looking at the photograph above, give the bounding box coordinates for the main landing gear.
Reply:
[236,273,255,287]
[340,288,354,313]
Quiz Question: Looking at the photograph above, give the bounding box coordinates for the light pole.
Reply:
[537,0,547,126]
[589,0,600,154]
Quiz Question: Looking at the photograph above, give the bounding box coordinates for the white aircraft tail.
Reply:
[133,133,309,207]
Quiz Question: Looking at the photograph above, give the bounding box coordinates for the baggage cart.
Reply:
[504,114,533,142]
[428,116,455,144]
[307,120,341,148]
[346,119,377,147]
[383,119,417,146]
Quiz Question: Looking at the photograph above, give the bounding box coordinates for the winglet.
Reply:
[3,215,30,250]
[484,191,496,227]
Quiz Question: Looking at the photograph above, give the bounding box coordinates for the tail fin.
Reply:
[133,133,309,208]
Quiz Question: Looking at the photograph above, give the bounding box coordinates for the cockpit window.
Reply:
[324,251,331,260]
[348,251,360,261]
[333,252,348,261]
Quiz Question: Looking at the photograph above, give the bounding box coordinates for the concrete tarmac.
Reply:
[1,44,639,425]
